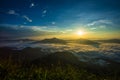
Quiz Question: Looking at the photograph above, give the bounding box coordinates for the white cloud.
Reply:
[31,26,48,31]
[8,10,19,16]
[43,10,47,14]
[87,22,96,26]
[19,25,24,28]
[66,29,73,32]
[23,22,27,24]
[41,10,47,17]
[30,3,35,8]
[90,25,106,30]
[87,20,113,26]
[0,24,18,28]
[52,22,56,25]
[99,25,106,29]
[31,26,41,31]
[7,10,33,23]
[90,27,97,30]
[98,20,113,24]
[42,14,46,17]
[23,15,32,22]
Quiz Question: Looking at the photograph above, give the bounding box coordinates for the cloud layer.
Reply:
[0,24,62,39]
[0,39,120,66]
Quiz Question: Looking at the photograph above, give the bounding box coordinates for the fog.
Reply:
[0,40,120,66]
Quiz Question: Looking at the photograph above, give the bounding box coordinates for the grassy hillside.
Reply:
[0,58,120,80]
[0,47,120,80]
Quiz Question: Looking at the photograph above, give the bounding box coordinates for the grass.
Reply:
[0,58,120,80]
[0,47,120,80]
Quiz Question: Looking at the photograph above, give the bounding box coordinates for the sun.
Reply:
[76,31,85,36]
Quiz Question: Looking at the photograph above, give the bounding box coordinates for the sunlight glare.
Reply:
[77,31,85,36]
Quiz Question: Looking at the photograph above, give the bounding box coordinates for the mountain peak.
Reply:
[34,38,67,44]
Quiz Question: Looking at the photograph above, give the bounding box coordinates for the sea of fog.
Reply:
[0,41,120,66]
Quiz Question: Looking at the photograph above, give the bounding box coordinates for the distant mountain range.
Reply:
[96,39,120,43]
[32,38,100,46]
[33,38,67,44]
[1,38,120,45]
[74,38,100,48]
[76,38,99,44]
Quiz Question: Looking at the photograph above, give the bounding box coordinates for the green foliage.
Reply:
[0,58,120,80]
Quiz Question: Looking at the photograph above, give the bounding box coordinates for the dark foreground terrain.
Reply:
[0,47,120,80]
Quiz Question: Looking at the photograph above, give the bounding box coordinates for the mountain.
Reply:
[75,38,100,47]
[0,47,46,61]
[32,51,80,66]
[0,47,16,59]
[96,39,120,43]
[33,38,67,44]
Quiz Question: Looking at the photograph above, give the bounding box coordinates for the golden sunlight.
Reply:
[76,31,85,36]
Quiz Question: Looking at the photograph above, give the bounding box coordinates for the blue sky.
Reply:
[0,0,120,39]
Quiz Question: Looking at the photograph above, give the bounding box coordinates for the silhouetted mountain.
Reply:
[76,38,100,47]
[33,38,67,44]
[97,39,120,43]
[0,47,45,61]
[0,47,16,59]
[18,47,44,61]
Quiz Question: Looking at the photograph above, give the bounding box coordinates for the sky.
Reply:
[0,0,120,39]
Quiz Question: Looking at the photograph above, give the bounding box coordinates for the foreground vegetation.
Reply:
[0,47,120,80]
[0,58,120,80]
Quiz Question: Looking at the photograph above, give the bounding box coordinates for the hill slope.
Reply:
[32,51,80,66]
[33,38,67,44]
